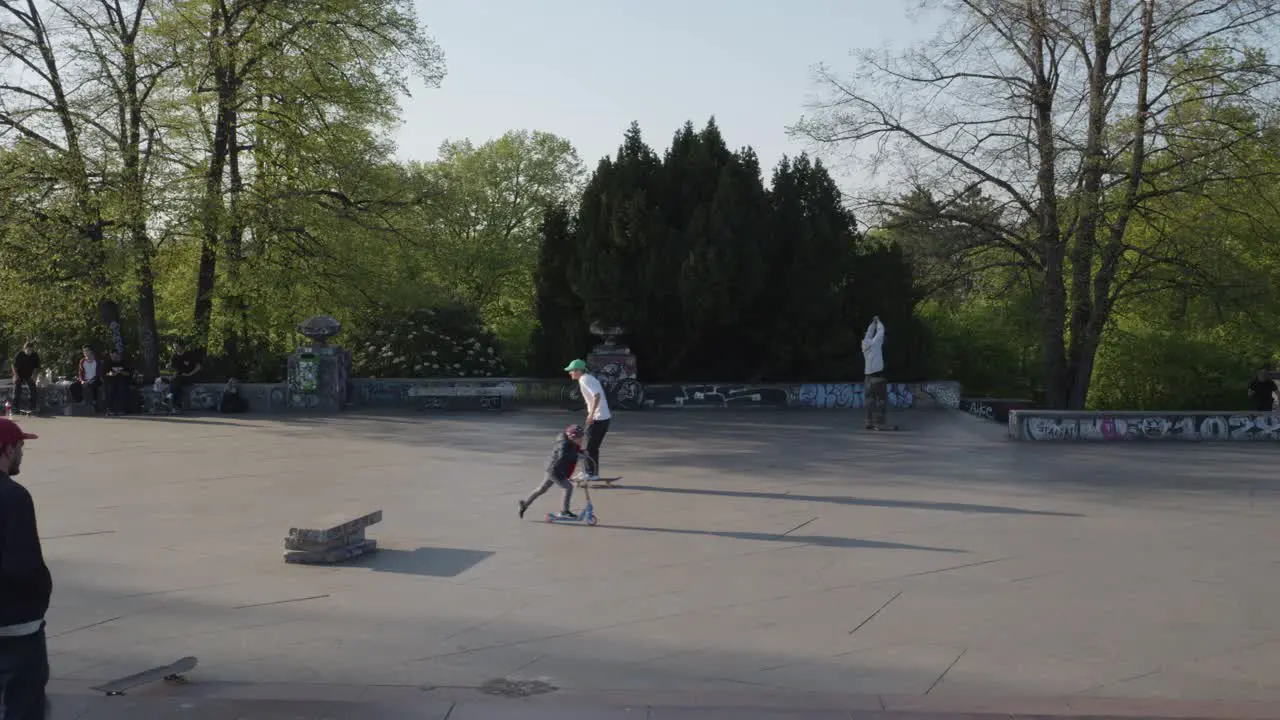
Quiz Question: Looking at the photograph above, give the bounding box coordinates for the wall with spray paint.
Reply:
[962,397,1034,424]
[1009,410,1280,441]
[2,377,962,413]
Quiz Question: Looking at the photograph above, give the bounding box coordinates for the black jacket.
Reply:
[545,434,581,480]
[0,472,52,629]
[12,352,39,379]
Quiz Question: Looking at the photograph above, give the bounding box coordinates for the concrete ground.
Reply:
[14,407,1280,716]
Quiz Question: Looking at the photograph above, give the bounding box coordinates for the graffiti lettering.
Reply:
[1015,412,1280,441]
[642,384,794,409]
[795,383,916,409]
[921,382,961,409]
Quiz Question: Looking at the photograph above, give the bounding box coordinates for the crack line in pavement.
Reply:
[41,530,116,540]
[48,615,125,639]
[848,590,902,635]
[778,516,819,538]
[114,581,239,599]
[233,593,330,610]
[411,559,1004,665]
[894,556,1016,579]
[924,647,966,695]
[506,654,545,676]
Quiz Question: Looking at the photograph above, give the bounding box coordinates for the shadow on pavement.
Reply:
[601,524,967,553]
[352,547,495,578]
[615,484,1082,517]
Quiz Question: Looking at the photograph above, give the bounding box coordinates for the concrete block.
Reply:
[283,538,377,565]
[287,510,382,544]
[284,529,365,552]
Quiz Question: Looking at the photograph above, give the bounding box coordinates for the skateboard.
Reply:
[91,656,197,696]
[582,476,622,486]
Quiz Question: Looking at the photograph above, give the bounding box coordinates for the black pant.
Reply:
[105,376,131,414]
[71,378,102,409]
[170,374,192,409]
[12,376,36,413]
[585,418,610,476]
[0,625,49,719]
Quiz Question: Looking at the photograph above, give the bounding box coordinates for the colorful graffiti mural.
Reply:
[1011,411,1280,441]
[794,383,928,409]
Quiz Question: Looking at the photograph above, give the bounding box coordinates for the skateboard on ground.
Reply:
[581,476,622,486]
[91,655,198,696]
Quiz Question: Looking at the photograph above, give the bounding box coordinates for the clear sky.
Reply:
[396,0,933,177]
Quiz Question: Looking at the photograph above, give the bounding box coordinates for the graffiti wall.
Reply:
[641,384,793,409]
[0,381,71,414]
[962,397,1034,424]
[347,379,959,411]
[1009,410,1280,441]
[2,377,960,414]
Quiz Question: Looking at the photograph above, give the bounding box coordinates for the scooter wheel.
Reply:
[587,515,598,526]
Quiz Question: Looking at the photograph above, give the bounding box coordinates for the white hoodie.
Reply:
[861,319,884,376]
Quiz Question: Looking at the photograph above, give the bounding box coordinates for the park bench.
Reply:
[284,509,381,565]
[407,386,504,412]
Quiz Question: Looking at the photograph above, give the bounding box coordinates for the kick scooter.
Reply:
[546,458,600,526]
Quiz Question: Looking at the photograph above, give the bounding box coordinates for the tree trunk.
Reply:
[1067,0,1154,409]
[1028,0,1069,409]
[222,101,245,370]
[121,25,160,378]
[194,6,235,351]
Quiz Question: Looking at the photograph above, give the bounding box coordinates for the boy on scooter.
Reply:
[519,424,585,519]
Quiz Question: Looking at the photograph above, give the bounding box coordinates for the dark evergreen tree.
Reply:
[558,122,925,384]
[529,203,589,375]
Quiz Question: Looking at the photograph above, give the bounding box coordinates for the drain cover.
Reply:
[478,678,557,698]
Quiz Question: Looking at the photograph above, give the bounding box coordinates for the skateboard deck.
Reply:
[91,656,197,696]
[581,476,622,485]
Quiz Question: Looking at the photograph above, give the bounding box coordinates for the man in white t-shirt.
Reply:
[565,359,611,480]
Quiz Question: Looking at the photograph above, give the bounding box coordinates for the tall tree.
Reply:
[794,0,1280,408]
[529,203,588,375]
[160,0,445,354]
[413,130,584,356]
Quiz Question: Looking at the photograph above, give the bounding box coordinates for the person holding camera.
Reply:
[862,316,896,431]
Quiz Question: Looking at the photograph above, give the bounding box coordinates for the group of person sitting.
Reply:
[11,339,203,416]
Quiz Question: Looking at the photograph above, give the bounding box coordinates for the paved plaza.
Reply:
[15,407,1280,717]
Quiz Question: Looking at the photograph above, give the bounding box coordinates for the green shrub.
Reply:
[348,302,508,379]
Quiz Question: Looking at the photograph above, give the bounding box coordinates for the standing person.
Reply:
[10,343,40,415]
[72,347,102,410]
[861,317,896,431]
[168,340,202,412]
[103,350,134,417]
[0,418,51,720]
[564,359,611,481]
[518,424,585,519]
[1247,368,1278,411]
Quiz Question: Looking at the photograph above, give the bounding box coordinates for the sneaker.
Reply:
[560,510,577,519]
[518,500,528,519]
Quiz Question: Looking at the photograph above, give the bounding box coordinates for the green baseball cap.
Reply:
[564,359,588,372]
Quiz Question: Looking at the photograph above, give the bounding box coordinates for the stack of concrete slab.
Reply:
[284,510,381,565]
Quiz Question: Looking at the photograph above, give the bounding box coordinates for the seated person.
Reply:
[103,350,133,416]
[71,346,103,409]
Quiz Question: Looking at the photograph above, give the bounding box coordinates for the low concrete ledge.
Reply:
[1008,409,1280,441]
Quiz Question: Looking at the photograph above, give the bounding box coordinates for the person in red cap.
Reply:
[0,418,51,719]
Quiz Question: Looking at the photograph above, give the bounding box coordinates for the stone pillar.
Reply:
[586,323,643,410]
[287,315,350,412]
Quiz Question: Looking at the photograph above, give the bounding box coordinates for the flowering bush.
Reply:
[348,304,508,379]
